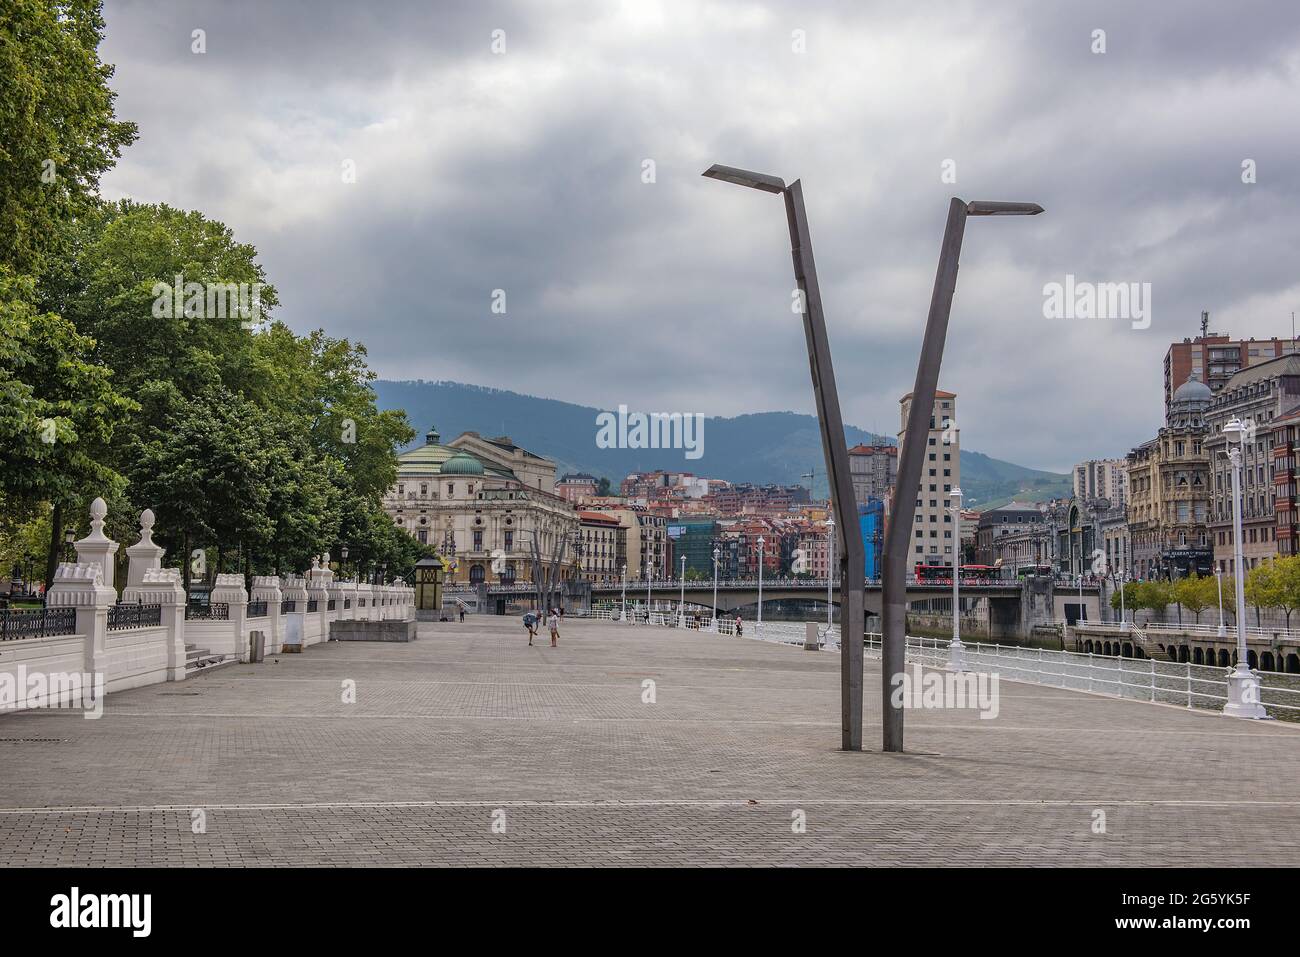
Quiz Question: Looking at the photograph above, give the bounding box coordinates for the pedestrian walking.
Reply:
[458,606,465,623]
[549,609,560,647]
[523,611,537,646]
[735,616,743,637]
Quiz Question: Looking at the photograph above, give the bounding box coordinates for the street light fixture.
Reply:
[948,487,967,671]
[703,163,866,750]
[1222,417,1268,718]
[620,563,627,622]
[63,527,75,563]
[882,195,1042,752]
[1215,567,1226,638]
[757,535,765,638]
[679,554,687,628]
[340,545,349,581]
[825,516,835,634]
[711,546,720,632]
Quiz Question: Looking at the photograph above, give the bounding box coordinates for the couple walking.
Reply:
[523,607,561,647]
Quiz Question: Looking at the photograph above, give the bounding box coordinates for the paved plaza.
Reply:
[2,618,1298,866]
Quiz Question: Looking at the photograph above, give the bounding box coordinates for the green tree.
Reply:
[1268,555,1300,629]
[0,269,135,585]
[0,0,138,275]
[1173,572,1214,624]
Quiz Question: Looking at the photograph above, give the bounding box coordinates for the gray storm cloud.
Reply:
[99,0,1300,472]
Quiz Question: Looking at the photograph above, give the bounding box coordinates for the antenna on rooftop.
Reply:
[1200,310,1209,339]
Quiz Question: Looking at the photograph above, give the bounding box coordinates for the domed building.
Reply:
[1126,373,1213,580]
[383,426,580,586]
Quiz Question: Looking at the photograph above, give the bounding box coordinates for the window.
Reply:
[473,530,483,549]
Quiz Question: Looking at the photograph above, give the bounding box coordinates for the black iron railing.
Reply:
[247,600,268,618]
[185,602,230,621]
[280,600,297,614]
[0,607,77,641]
[107,603,162,631]
[306,599,319,612]
[327,599,336,611]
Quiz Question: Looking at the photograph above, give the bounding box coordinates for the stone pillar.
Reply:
[355,582,374,620]
[74,497,119,593]
[210,572,249,661]
[127,568,187,680]
[46,561,116,682]
[123,508,164,590]
[251,575,283,654]
[280,574,308,649]
[307,556,332,644]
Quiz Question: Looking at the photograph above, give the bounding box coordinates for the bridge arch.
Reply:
[1261,651,1276,671]
[1218,649,1232,667]
[1288,653,1300,674]
[1193,647,1204,665]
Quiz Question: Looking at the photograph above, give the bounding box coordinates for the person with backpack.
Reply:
[523,611,538,645]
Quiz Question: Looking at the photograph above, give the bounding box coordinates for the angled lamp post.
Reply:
[948,487,967,671]
[882,197,1043,752]
[702,164,867,750]
[712,545,720,632]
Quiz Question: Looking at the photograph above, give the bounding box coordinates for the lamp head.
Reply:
[702,164,785,194]
[966,201,1044,216]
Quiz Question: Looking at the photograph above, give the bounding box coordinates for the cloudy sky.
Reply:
[99,0,1300,472]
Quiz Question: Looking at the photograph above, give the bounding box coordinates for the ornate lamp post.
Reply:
[1215,567,1227,638]
[948,487,967,670]
[63,527,75,563]
[825,515,836,633]
[678,555,687,627]
[620,563,627,622]
[1222,417,1267,718]
[711,546,720,632]
[756,535,765,637]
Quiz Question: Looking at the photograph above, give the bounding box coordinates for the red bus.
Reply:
[914,564,998,583]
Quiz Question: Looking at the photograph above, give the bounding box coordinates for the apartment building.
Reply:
[898,389,960,567]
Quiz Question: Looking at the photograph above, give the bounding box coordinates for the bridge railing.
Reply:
[1141,621,1300,643]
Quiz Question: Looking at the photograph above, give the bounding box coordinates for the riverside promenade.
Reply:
[1,617,1297,866]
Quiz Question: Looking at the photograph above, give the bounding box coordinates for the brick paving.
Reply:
[1,617,1297,866]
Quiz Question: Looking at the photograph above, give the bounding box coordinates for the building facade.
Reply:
[1205,355,1300,574]
[383,427,579,586]
[577,511,623,583]
[1073,458,1128,508]
[975,502,1049,573]
[1164,317,1300,414]
[899,389,961,567]
[847,444,897,507]
[1126,373,1214,580]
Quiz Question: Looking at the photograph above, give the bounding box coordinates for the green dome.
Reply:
[441,451,484,476]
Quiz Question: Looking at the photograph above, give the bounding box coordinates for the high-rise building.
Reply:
[557,473,599,503]
[1073,458,1128,507]
[1163,312,1300,414]
[847,444,897,506]
[898,389,960,568]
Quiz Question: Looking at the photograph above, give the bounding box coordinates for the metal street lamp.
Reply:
[757,535,765,638]
[620,563,627,622]
[1215,567,1226,638]
[825,516,836,634]
[948,487,967,670]
[63,527,75,563]
[711,546,720,632]
[881,196,1043,752]
[678,554,687,628]
[1222,418,1267,718]
[340,545,349,581]
[703,163,867,750]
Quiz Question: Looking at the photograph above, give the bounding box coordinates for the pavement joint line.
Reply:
[10,711,1297,737]
[4,798,1300,815]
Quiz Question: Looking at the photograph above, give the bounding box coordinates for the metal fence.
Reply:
[280,600,297,614]
[864,634,1300,720]
[247,600,268,618]
[577,608,1300,720]
[107,603,162,631]
[185,602,230,621]
[306,600,319,612]
[0,607,77,641]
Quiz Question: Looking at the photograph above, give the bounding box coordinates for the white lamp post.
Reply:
[948,487,967,670]
[825,516,835,632]
[711,546,720,632]
[1215,567,1226,638]
[1119,573,1128,630]
[646,561,652,623]
[678,555,687,628]
[1222,417,1268,718]
[620,563,627,622]
[757,535,765,637]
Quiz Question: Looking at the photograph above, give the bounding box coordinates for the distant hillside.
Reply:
[373,379,1070,509]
